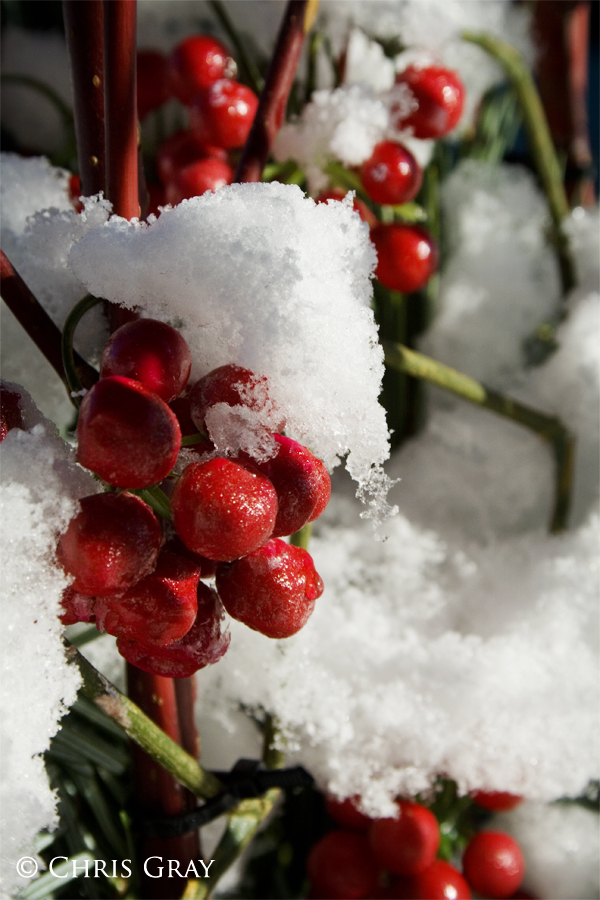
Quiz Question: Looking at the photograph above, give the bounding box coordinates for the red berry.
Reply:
[188,364,285,435]
[59,586,96,625]
[361,142,422,206]
[316,189,378,228]
[216,538,323,638]
[189,78,258,149]
[94,550,200,646]
[77,376,181,488]
[117,580,230,677]
[369,801,440,876]
[371,223,438,293]
[164,535,218,579]
[165,157,233,204]
[252,435,331,536]
[394,65,465,139]
[171,458,278,561]
[68,174,84,212]
[307,831,379,900]
[156,130,227,185]
[397,860,471,899]
[471,791,523,812]
[168,35,236,106]
[137,49,169,119]
[0,383,23,441]
[462,832,525,898]
[326,795,373,831]
[56,492,163,596]
[101,319,192,403]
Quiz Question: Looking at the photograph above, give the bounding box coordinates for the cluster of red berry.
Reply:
[317,64,464,296]
[55,317,329,676]
[137,35,259,208]
[307,791,528,899]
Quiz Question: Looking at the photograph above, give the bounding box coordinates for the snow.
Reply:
[0,395,99,895]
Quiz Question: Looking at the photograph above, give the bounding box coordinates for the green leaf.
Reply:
[18,852,96,900]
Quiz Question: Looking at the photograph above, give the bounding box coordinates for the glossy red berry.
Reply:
[56,492,163,596]
[394,65,465,139]
[361,142,423,206]
[59,586,96,626]
[95,550,200,646]
[326,795,373,831]
[101,319,192,403]
[216,538,323,638]
[307,830,379,900]
[171,458,278,561]
[137,49,169,119]
[164,535,218,579]
[189,78,259,149]
[0,383,23,441]
[462,832,525,898]
[165,157,233,204]
[471,791,523,812]
[168,35,236,106]
[117,580,230,677]
[371,223,438,293]
[316,188,378,228]
[189,364,285,435]
[252,435,331,536]
[77,376,181,488]
[395,860,471,899]
[369,801,440,876]
[156,130,227,185]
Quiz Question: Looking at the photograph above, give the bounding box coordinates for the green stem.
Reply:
[182,716,285,899]
[207,0,264,95]
[289,521,312,549]
[382,341,575,533]
[134,485,173,522]
[462,31,576,296]
[180,433,208,447]
[2,72,74,125]
[61,294,103,406]
[64,641,223,799]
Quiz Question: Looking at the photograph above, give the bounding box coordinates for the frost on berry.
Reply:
[94,550,200,647]
[117,581,230,677]
[216,538,324,638]
[77,376,181,488]
[56,492,163,596]
[100,318,192,403]
[171,457,278,561]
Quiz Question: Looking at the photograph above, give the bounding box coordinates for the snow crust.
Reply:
[67,182,392,502]
[0,397,98,895]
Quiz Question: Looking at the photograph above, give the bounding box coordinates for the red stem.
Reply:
[533,0,594,206]
[63,0,106,197]
[127,667,200,900]
[0,250,98,390]
[234,0,314,183]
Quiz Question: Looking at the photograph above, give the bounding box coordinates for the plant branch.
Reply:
[0,250,98,392]
[63,0,106,197]
[234,0,319,184]
[207,0,264,95]
[181,716,285,900]
[63,642,223,800]
[382,340,575,533]
[462,31,576,296]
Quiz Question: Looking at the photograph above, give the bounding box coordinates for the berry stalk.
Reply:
[462,30,576,296]
[234,0,319,183]
[63,0,106,196]
[382,340,575,533]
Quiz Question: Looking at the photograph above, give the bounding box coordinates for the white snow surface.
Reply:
[0,399,99,895]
